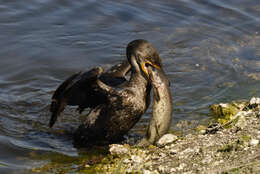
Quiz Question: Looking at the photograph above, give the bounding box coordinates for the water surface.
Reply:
[0,0,260,173]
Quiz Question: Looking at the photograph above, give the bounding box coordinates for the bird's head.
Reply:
[126,39,162,79]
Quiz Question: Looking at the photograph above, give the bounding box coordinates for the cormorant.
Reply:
[49,39,163,146]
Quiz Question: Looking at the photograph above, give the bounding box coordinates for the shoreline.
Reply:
[32,97,260,174]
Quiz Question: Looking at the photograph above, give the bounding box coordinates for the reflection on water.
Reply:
[0,0,260,173]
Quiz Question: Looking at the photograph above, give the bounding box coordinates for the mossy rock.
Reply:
[210,103,240,124]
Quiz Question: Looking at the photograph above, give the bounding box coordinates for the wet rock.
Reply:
[109,144,129,156]
[156,134,178,147]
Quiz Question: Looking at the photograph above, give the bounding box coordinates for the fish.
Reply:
[138,65,173,146]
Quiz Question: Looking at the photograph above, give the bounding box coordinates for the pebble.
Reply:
[250,97,260,105]
[143,169,151,174]
[109,144,129,155]
[235,113,247,129]
[156,134,178,146]
[249,139,259,146]
[131,155,143,163]
[200,129,206,134]
[169,148,178,154]
[176,163,187,170]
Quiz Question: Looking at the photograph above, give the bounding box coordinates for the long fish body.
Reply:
[141,66,173,145]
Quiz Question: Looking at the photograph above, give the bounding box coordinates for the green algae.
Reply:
[29,147,136,174]
[211,103,240,125]
[30,147,111,174]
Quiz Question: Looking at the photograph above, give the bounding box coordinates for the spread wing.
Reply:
[49,61,130,127]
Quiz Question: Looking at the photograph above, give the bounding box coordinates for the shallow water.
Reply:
[0,0,260,173]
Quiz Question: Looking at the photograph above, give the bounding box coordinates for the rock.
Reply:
[196,125,207,134]
[250,97,260,105]
[210,103,239,124]
[249,139,259,146]
[200,129,206,134]
[176,163,187,171]
[234,112,247,129]
[143,169,152,174]
[143,170,159,174]
[109,144,129,156]
[158,165,167,173]
[156,134,178,147]
[206,123,223,134]
[131,155,143,163]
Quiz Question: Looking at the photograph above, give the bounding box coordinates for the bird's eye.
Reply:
[145,63,149,67]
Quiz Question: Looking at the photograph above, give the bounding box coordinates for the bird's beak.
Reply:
[141,60,161,79]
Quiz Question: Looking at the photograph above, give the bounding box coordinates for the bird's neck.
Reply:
[128,71,152,110]
[129,71,148,88]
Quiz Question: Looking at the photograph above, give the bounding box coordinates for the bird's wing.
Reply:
[49,67,104,127]
[99,60,131,86]
[49,61,131,128]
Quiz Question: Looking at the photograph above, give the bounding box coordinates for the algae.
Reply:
[30,147,110,174]
[210,103,240,124]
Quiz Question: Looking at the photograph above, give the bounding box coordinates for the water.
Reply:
[0,0,259,173]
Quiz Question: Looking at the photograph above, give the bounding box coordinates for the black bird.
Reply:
[49,39,162,146]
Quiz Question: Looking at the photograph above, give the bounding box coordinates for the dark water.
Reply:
[0,0,260,173]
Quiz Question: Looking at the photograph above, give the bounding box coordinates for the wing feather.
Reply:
[49,61,130,127]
